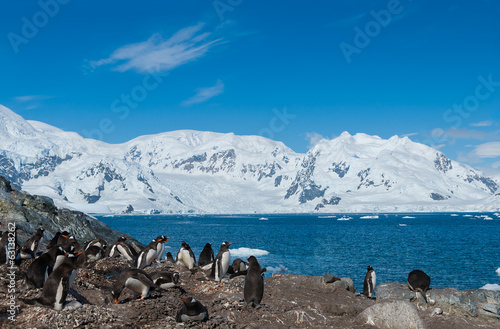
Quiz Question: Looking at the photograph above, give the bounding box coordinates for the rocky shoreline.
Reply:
[1,174,499,328]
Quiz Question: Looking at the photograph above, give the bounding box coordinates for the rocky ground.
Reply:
[1,256,499,329]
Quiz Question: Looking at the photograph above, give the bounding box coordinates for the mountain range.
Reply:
[0,104,498,214]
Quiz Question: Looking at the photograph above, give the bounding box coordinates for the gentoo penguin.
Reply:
[23,227,44,254]
[198,243,214,268]
[210,242,232,281]
[32,250,80,310]
[47,232,62,249]
[25,246,67,289]
[408,269,431,303]
[149,271,180,289]
[362,266,376,298]
[244,256,266,307]
[176,241,187,265]
[232,258,248,273]
[175,297,209,322]
[107,237,137,262]
[136,239,160,269]
[154,235,168,262]
[0,225,19,264]
[166,252,175,263]
[85,245,104,262]
[85,238,107,251]
[112,269,156,304]
[181,243,196,269]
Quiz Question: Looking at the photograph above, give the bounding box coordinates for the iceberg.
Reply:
[231,247,269,258]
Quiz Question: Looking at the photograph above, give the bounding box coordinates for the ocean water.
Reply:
[97,212,500,292]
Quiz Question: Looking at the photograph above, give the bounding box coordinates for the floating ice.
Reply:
[267,265,290,273]
[496,268,500,276]
[480,284,500,291]
[231,247,269,258]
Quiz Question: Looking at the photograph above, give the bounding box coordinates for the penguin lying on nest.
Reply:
[112,269,156,304]
[175,297,208,322]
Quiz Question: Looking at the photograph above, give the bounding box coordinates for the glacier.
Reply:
[0,104,498,214]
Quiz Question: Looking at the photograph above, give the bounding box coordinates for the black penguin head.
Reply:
[118,237,128,242]
[367,266,374,271]
[221,242,233,249]
[181,297,198,306]
[173,272,180,284]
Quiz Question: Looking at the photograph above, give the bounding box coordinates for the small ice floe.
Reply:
[231,247,269,258]
[496,268,500,276]
[360,215,379,219]
[494,213,500,217]
[483,216,493,220]
[337,216,351,221]
[259,217,269,221]
[480,284,500,291]
[402,216,415,219]
[267,264,290,273]
[450,214,459,216]
[399,224,407,227]
[318,215,336,218]
[464,214,473,217]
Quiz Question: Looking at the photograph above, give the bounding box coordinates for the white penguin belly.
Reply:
[54,279,65,311]
[182,250,194,269]
[117,244,134,261]
[125,278,150,297]
[145,249,157,265]
[181,312,206,322]
[220,252,230,279]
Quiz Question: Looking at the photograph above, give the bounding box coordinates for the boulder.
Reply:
[326,276,356,293]
[324,272,341,283]
[356,300,426,329]
[376,282,500,322]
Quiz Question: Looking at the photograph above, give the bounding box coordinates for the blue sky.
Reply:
[1,0,499,170]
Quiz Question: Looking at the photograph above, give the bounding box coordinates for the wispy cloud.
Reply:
[90,23,221,74]
[473,142,500,158]
[445,128,500,141]
[181,79,224,106]
[13,95,52,103]
[305,132,326,148]
[401,132,418,137]
[470,120,493,127]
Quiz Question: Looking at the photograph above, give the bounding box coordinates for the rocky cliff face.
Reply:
[0,175,141,248]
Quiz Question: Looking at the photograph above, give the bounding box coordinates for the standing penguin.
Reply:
[23,227,44,254]
[107,237,137,262]
[362,266,376,298]
[166,252,175,263]
[136,239,159,269]
[112,269,156,303]
[154,235,168,262]
[210,242,232,281]
[31,250,80,310]
[175,297,209,322]
[181,243,196,269]
[24,246,67,289]
[244,256,266,307]
[408,269,431,303]
[175,241,187,265]
[198,243,214,268]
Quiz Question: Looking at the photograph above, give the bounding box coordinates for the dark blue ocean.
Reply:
[97,213,500,292]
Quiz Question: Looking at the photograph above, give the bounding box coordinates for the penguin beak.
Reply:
[76,252,83,256]
[228,242,233,245]
[181,298,188,303]
[113,296,118,304]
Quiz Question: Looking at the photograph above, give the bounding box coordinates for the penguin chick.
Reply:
[175,297,209,322]
[111,269,156,304]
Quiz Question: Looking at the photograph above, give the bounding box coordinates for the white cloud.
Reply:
[181,80,224,106]
[470,120,493,127]
[90,23,221,74]
[13,95,52,103]
[473,142,500,158]
[401,132,418,137]
[445,128,500,141]
[305,132,326,149]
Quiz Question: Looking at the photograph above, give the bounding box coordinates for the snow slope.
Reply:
[0,105,498,214]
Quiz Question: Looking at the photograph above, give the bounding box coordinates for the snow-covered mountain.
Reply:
[0,104,498,214]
